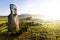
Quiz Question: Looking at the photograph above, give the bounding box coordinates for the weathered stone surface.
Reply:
[8,4,19,32]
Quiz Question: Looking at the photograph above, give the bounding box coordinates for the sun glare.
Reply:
[18,0,60,21]
[42,14,60,21]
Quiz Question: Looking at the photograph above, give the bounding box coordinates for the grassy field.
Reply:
[0,17,60,40]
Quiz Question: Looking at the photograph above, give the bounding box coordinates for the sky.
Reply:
[0,0,60,20]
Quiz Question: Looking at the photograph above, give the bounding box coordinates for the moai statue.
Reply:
[8,4,19,32]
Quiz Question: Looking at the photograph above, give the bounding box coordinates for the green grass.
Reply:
[0,17,60,40]
[0,17,7,24]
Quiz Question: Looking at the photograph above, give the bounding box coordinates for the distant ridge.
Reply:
[0,14,32,19]
[0,16,7,17]
[0,16,8,18]
[0,14,41,19]
[18,14,32,18]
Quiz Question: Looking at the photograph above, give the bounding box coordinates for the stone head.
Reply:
[10,4,17,14]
